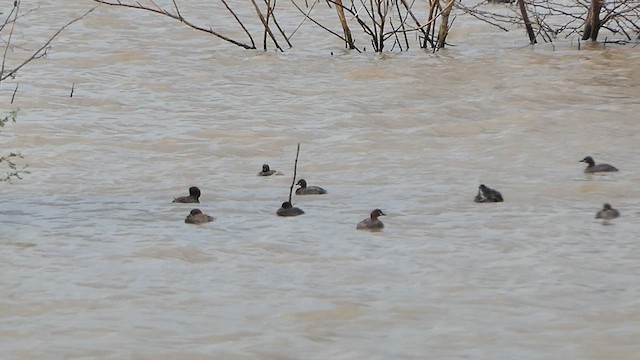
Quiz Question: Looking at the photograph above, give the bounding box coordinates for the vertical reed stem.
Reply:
[518,0,537,44]
[10,82,18,103]
[436,0,454,49]
[334,0,355,49]
[288,143,300,203]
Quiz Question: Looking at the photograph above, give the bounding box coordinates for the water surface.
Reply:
[1,2,639,359]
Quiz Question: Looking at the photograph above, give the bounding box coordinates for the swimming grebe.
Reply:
[474,184,503,203]
[173,186,201,203]
[276,201,304,217]
[595,203,620,220]
[184,209,215,224]
[580,156,618,173]
[295,179,327,195]
[258,164,283,176]
[357,209,385,230]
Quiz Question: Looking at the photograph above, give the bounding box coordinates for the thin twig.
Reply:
[264,0,292,47]
[288,143,301,203]
[289,0,319,39]
[251,0,283,51]
[291,0,362,51]
[220,0,256,49]
[1,2,20,82]
[93,1,255,49]
[1,7,96,82]
[10,82,18,104]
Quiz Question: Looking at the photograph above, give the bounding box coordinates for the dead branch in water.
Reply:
[518,0,537,44]
[220,0,257,49]
[457,0,639,45]
[92,0,256,49]
[299,0,446,52]
[288,143,301,203]
[89,0,638,53]
[1,3,90,183]
[264,0,293,48]
[290,0,362,51]
[582,0,604,40]
[436,0,454,49]
[0,2,19,80]
[1,5,96,82]
[335,0,356,49]
[10,83,18,103]
[251,0,284,51]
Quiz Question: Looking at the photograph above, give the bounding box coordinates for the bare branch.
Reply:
[250,0,283,51]
[1,7,96,82]
[290,0,363,52]
[92,0,256,50]
[1,2,19,81]
[264,0,293,48]
[220,0,256,49]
